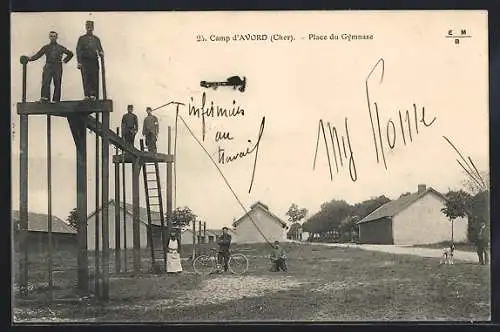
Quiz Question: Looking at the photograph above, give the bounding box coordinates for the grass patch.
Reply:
[13,242,490,322]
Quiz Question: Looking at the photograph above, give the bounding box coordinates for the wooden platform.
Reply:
[17,100,113,115]
[113,153,173,163]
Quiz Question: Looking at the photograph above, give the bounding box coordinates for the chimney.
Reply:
[417,184,426,194]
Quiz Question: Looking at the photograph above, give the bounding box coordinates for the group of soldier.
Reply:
[24,20,103,102]
[23,20,160,153]
[121,105,159,152]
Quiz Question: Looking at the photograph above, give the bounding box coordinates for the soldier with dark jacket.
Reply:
[121,105,138,147]
[269,241,287,272]
[217,227,232,272]
[142,107,159,152]
[476,222,489,265]
[76,20,104,100]
[24,31,73,102]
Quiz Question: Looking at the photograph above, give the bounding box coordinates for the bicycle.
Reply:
[192,248,249,275]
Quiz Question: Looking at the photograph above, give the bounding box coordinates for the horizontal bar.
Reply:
[17,100,113,115]
[112,154,173,163]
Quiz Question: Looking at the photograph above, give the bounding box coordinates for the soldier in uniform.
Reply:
[24,31,73,103]
[476,222,489,265]
[121,105,138,147]
[217,227,232,272]
[76,20,104,100]
[142,107,159,152]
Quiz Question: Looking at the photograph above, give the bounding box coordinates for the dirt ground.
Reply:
[12,242,491,322]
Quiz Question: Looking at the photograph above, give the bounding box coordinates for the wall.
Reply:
[393,192,468,245]
[358,218,393,244]
[86,203,148,251]
[233,208,287,244]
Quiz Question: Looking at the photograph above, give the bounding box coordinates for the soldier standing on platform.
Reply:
[121,104,139,147]
[24,31,73,103]
[76,20,104,101]
[142,107,159,152]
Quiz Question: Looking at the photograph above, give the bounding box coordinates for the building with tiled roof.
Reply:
[357,184,468,245]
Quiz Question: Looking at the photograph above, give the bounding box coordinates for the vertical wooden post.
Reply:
[101,112,110,300]
[204,222,206,240]
[94,113,100,298]
[166,127,173,256]
[132,159,141,273]
[122,155,127,273]
[100,56,107,101]
[192,220,196,260]
[75,118,89,293]
[47,115,53,298]
[198,220,202,244]
[19,60,29,296]
[114,127,121,274]
[451,220,454,247]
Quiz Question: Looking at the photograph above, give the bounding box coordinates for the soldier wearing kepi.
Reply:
[24,31,73,103]
[121,105,138,147]
[217,227,232,272]
[76,20,104,100]
[142,107,159,152]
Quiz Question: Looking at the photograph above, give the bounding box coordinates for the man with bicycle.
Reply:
[217,227,232,272]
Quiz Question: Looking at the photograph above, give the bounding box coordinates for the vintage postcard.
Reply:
[11,11,490,322]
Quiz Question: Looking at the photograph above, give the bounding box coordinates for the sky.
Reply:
[11,11,489,229]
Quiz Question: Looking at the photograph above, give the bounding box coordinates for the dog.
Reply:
[440,244,455,265]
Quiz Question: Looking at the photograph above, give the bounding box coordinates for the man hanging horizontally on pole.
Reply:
[23,31,73,103]
[143,107,159,152]
[121,104,138,147]
[76,20,104,100]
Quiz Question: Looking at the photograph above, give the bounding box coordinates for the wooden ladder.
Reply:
[140,140,167,272]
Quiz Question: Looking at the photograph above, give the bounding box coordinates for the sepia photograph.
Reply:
[10,10,490,322]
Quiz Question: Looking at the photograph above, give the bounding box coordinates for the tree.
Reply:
[286,203,308,224]
[171,206,197,229]
[467,190,489,242]
[287,222,303,240]
[66,208,81,231]
[352,195,391,220]
[339,215,361,242]
[302,199,352,235]
[441,190,473,244]
[461,170,489,195]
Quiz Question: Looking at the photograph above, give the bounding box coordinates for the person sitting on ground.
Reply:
[270,241,287,272]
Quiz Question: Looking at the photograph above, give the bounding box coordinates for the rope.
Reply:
[177,115,275,249]
[149,101,183,208]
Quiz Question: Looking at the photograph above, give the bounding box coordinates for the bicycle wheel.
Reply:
[192,255,215,275]
[228,253,249,275]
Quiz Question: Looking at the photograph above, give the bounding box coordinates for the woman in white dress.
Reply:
[166,231,183,273]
